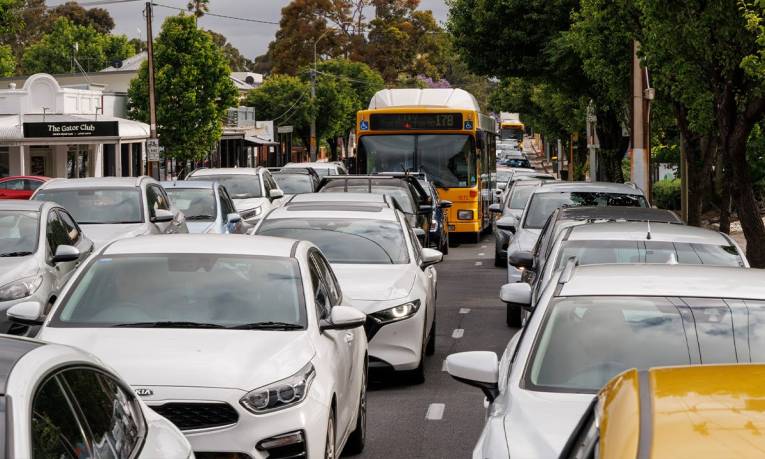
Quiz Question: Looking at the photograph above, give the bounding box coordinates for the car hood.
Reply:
[81,223,147,247]
[233,197,269,212]
[0,257,39,287]
[38,327,315,391]
[332,264,416,303]
[505,389,593,457]
[185,221,215,234]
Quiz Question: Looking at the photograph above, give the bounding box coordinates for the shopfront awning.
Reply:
[244,135,279,145]
[0,114,149,143]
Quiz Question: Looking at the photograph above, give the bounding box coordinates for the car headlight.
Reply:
[370,300,421,325]
[240,362,315,414]
[0,274,43,302]
[457,210,474,220]
[240,206,263,220]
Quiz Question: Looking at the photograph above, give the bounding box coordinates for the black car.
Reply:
[317,175,434,245]
[271,168,321,196]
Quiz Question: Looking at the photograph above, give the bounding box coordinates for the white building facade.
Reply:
[0,73,149,178]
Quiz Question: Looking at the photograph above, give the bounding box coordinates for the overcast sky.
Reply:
[48,0,449,60]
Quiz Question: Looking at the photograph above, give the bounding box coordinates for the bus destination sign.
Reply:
[369,113,464,131]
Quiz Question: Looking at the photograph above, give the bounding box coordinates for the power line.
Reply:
[271,88,311,123]
[151,2,279,25]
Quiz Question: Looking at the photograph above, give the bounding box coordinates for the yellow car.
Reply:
[560,364,765,458]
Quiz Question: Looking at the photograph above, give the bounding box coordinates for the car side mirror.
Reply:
[320,306,366,332]
[151,208,174,223]
[496,216,517,233]
[418,204,433,215]
[446,351,499,403]
[489,203,502,213]
[52,245,80,264]
[500,283,531,307]
[421,248,443,267]
[7,301,45,325]
[439,200,452,209]
[508,251,534,270]
[269,188,284,200]
[226,213,242,224]
[413,227,427,239]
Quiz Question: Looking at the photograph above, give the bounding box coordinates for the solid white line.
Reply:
[442,360,448,371]
[481,245,487,248]
[475,261,483,266]
[426,403,445,420]
[478,252,485,256]
[452,329,464,339]
[459,308,471,314]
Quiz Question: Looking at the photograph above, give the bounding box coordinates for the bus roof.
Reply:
[369,88,481,112]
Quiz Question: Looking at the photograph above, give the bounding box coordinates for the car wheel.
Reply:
[506,303,522,328]
[325,407,336,459]
[425,317,436,356]
[441,232,449,255]
[494,251,505,267]
[344,362,367,455]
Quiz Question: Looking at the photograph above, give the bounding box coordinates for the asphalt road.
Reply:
[354,233,518,458]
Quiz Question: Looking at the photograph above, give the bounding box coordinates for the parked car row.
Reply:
[0,162,448,458]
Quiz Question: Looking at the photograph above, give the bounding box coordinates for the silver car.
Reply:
[0,200,93,333]
[490,180,545,266]
[161,180,249,234]
[447,264,765,458]
[32,177,187,248]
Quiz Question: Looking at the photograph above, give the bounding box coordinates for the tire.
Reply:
[344,362,367,455]
[425,317,436,356]
[471,231,481,244]
[406,322,427,384]
[506,303,522,328]
[494,251,504,267]
[441,233,449,255]
[325,407,337,459]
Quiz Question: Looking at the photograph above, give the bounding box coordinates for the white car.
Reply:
[0,334,192,458]
[186,167,284,223]
[255,196,443,382]
[283,161,348,177]
[447,264,765,458]
[27,234,368,459]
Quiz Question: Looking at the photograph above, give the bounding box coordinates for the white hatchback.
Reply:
[29,234,368,459]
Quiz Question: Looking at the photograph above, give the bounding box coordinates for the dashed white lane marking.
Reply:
[452,329,464,339]
[475,261,483,266]
[426,403,445,420]
[442,360,448,371]
[459,308,471,314]
[478,252,485,256]
[481,245,487,248]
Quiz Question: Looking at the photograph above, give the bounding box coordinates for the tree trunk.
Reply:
[327,137,339,162]
[719,176,732,235]
[674,103,715,227]
[594,109,629,182]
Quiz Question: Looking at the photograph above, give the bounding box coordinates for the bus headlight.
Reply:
[457,210,474,220]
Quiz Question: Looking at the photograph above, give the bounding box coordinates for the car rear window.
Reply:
[555,240,745,268]
[524,192,648,229]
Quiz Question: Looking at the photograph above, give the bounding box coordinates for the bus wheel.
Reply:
[471,232,481,244]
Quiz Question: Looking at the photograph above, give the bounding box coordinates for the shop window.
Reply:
[131,143,142,177]
[67,145,90,178]
[103,144,116,177]
[121,144,131,177]
[0,147,8,178]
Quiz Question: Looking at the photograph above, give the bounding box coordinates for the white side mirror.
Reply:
[151,208,174,223]
[270,189,284,200]
[7,301,44,325]
[421,248,443,266]
[52,245,80,263]
[500,283,531,306]
[320,306,366,331]
[446,351,500,402]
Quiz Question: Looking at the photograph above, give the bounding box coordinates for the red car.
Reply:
[0,176,50,200]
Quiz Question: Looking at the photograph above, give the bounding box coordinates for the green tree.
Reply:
[22,17,133,73]
[48,1,115,34]
[187,0,209,18]
[127,15,238,163]
[0,0,20,76]
[207,30,255,72]
[245,74,314,146]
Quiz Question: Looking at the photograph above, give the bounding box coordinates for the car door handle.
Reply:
[344,332,354,345]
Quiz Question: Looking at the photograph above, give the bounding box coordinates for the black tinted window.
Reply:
[188,174,262,199]
[32,377,90,459]
[47,210,72,253]
[62,369,143,458]
[525,192,647,229]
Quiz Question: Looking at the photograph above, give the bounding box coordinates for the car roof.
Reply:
[559,264,765,299]
[189,168,261,176]
[536,181,643,194]
[287,192,388,204]
[0,200,46,212]
[160,180,216,189]
[102,234,297,256]
[273,169,314,175]
[40,176,147,189]
[265,205,399,222]
[565,221,728,244]
[284,162,339,169]
[0,336,45,395]
[557,206,682,223]
[596,365,765,457]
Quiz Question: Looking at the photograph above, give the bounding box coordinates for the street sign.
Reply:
[146,139,160,161]
[23,121,118,138]
[277,125,294,134]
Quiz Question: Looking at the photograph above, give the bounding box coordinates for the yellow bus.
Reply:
[355,88,496,242]
[499,120,525,143]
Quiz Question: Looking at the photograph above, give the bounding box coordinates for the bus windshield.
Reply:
[359,134,476,188]
[500,126,524,142]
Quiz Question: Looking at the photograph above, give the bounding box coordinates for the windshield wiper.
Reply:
[0,251,34,257]
[229,321,304,330]
[185,215,216,221]
[113,321,227,329]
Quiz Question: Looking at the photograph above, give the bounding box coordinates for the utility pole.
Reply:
[630,40,653,194]
[145,1,159,179]
[586,100,599,182]
[311,29,332,162]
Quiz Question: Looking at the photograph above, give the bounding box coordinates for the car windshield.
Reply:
[524,192,647,229]
[52,254,306,328]
[320,185,416,214]
[34,189,143,225]
[359,134,476,188]
[273,174,314,194]
[0,210,39,256]
[528,297,692,392]
[188,175,262,199]
[555,240,745,268]
[165,188,217,221]
[508,186,537,210]
[257,218,409,264]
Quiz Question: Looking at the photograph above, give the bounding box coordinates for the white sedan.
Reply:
[255,194,443,383]
[25,234,368,459]
[0,334,192,458]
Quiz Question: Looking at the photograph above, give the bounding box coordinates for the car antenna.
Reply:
[646,220,652,240]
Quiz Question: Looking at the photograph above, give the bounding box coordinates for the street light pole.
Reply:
[145,1,159,179]
[310,29,332,162]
